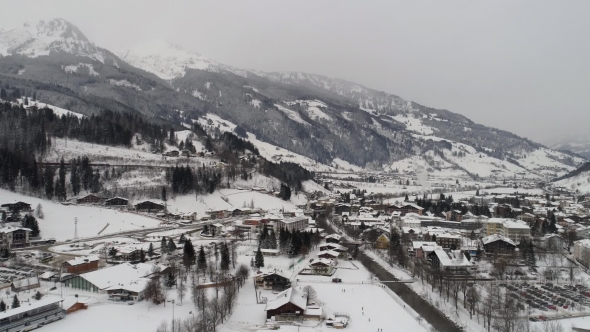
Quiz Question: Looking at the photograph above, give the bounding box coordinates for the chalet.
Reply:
[134,200,165,213]
[208,209,228,219]
[411,241,440,259]
[232,208,253,216]
[77,194,101,204]
[253,271,291,291]
[105,197,129,207]
[264,287,307,319]
[308,258,335,275]
[390,203,424,216]
[11,276,40,292]
[317,250,340,260]
[375,233,390,249]
[63,255,100,274]
[325,234,342,244]
[319,243,347,253]
[163,150,180,157]
[402,227,422,241]
[0,201,31,212]
[0,227,31,248]
[481,234,516,254]
[252,249,280,257]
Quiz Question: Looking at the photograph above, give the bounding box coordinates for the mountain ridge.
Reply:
[0,18,586,179]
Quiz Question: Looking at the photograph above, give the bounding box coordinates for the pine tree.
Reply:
[140,249,146,263]
[148,243,154,257]
[70,161,80,196]
[161,186,167,202]
[90,169,100,193]
[43,167,54,199]
[0,300,5,311]
[30,159,39,189]
[165,270,176,288]
[254,247,264,268]
[167,238,176,252]
[57,157,66,201]
[220,242,230,271]
[268,228,277,249]
[197,245,207,272]
[161,237,167,254]
[183,239,195,268]
[11,295,19,309]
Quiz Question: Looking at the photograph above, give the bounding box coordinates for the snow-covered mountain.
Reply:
[0,19,113,63]
[551,135,590,159]
[0,18,586,180]
[122,40,247,80]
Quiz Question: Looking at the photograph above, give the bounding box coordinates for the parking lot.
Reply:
[502,282,590,321]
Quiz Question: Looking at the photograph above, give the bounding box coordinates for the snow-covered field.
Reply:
[0,189,161,241]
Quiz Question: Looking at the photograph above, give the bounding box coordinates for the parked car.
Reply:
[332,278,342,283]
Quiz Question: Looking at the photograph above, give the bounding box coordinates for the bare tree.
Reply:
[302,285,317,305]
[538,320,564,332]
[465,285,480,319]
[178,270,186,305]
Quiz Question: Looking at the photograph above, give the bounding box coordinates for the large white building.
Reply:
[574,239,590,267]
[275,216,309,232]
[482,218,530,243]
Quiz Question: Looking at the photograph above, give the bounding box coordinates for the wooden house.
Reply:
[77,194,101,204]
[375,233,390,249]
[253,271,291,291]
[134,200,165,213]
[105,197,129,207]
[264,287,307,319]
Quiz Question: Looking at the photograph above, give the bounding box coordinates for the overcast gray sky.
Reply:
[2,0,589,145]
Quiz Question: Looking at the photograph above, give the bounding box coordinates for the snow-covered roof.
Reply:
[319,243,347,251]
[412,241,437,249]
[304,306,323,316]
[481,234,516,247]
[39,271,55,279]
[325,234,342,241]
[265,287,307,312]
[433,250,471,267]
[66,254,99,266]
[12,276,39,288]
[575,239,590,249]
[310,258,334,266]
[0,298,62,321]
[0,226,32,234]
[77,263,158,290]
[317,250,339,257]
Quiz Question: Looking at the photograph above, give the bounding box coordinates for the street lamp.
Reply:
[168,299,175,331]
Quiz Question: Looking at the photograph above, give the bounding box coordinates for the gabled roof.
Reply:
[12,276,39,288]
[265,287,307,312]
[317,250,339,257]
[432,250,471,267]
[481,234,516,247]
[325,234,342,241]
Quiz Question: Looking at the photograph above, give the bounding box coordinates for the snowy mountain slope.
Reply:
[122,40,246,80]
[0,19,585,179]
[194,113,337,172]
[0,19,113,63]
